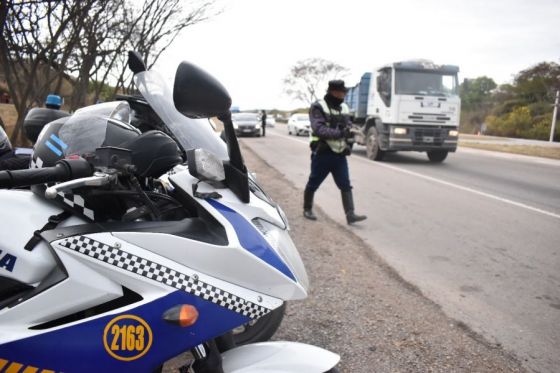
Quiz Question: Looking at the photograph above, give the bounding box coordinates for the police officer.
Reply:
[261,110,267,137]
[303,80,367,224]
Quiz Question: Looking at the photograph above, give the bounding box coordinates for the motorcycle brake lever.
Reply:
[45,172,117,199]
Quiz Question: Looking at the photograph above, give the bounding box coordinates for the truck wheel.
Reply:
[366,127,384,161]
[427,150,448,163]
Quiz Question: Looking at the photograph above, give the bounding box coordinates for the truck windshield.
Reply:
[395,70,458,97]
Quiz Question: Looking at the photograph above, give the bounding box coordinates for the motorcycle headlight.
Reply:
[252,218,308,290]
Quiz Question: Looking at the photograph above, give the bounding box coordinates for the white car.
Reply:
[287,114,310,136]
[265,115,276,127]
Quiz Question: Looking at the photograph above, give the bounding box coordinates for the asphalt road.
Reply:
[240,126,560,373]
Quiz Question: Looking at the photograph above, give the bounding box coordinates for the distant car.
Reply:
[265,115,276,127]
[232,112,261,137]
[287,114,310,136]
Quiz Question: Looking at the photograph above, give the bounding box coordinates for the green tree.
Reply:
[481,61,560,141]
[514,62,560,103]
[460,76,497,111]
[459,76,496,133]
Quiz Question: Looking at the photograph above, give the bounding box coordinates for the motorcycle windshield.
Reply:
[46,101,140,157]
[134,70,229,161]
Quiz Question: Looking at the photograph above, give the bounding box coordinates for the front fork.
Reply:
[182,332,236,373]
[187,342,224,373]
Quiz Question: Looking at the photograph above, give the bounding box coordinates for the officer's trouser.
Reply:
[304,149,351,193]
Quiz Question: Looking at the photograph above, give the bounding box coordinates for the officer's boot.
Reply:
[303,189,317,220]
[341,190,367,224]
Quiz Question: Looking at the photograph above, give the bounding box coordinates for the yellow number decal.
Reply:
[103,315,153,361]
[126,325,136,351]
[110,324,121,351]
[135,325,145,351]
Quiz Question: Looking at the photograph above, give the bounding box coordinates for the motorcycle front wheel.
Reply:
[231,302,287,345]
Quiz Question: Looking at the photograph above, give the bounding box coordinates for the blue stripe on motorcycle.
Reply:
[50,134,68,149]
[206,199,296,282]
[45,140,62,156]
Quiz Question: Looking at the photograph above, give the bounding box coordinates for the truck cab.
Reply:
[348,60,460,162]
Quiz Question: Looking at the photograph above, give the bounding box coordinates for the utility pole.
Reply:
[551,90,559,142]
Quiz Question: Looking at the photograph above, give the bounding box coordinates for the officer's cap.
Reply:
[327,80,348,93]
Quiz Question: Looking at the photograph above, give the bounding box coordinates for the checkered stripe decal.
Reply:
[30,156,43,169]
[30,156,95,220]
[59,236,270,319]
[55,192,95,220]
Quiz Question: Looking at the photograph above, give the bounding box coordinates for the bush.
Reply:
[486,106,559,140]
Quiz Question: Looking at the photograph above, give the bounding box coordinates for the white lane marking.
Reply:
[267,130,560,220]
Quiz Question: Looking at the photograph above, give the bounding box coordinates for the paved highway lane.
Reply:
[241,127,560,373]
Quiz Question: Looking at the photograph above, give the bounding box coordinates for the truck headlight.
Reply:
[448,130,459,137]
[393,127,407,135]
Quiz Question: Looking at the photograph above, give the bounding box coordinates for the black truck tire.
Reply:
[427,150,448,163]
[366,127,385,161]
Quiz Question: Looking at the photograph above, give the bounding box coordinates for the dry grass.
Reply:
[459,142,560,160]
[0,103,18,136]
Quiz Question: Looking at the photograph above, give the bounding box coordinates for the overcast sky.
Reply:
[157,0,560,110]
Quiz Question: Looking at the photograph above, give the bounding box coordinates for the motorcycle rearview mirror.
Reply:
[173,61,232,118]
[186,148,225,183]
[174,61,249,203]
[128,51,147,74]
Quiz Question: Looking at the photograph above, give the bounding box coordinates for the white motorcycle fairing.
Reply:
[0,58,341,372]
[221,341,340,372]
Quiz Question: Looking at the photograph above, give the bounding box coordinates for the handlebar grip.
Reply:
[0,159,93,189]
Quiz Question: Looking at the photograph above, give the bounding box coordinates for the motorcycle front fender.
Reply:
[221,341,340,372]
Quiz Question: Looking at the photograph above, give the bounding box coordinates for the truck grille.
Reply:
[408,113,451,124]
[412,128,444,145]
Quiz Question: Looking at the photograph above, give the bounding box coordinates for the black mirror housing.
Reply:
[128,51,147,74]
[173,61,232,118]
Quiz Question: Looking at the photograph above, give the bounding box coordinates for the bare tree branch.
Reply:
[284,58,348,105]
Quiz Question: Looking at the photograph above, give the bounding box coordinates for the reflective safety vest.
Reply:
[310,99,350,154]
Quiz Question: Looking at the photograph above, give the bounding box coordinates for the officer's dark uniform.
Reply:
[303,80,366,224]
[261,110,267,137]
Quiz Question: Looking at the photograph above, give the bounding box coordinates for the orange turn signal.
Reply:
[163,305,199,327]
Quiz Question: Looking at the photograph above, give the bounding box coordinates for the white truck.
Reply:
[345,60,460,162]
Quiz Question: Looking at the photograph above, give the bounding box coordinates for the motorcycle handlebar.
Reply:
[0,158,93,189]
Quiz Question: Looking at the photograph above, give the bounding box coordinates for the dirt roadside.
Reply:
[239,143,525,373]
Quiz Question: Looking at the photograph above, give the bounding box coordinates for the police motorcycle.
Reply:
[0,53,340,372]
